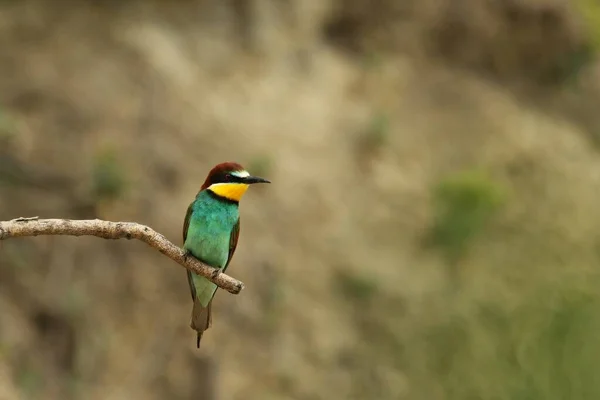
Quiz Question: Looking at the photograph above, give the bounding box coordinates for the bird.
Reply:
[182,161,270,348]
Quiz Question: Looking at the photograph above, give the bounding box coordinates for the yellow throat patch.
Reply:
[208,183,249,202]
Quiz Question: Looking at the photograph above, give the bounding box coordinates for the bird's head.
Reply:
[201,162,270,202]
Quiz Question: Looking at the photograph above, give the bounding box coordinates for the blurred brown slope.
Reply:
[1,1,600,400]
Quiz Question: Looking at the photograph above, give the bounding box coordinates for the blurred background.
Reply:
[1,0,600,399]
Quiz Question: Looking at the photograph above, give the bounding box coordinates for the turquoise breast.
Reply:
[184,190,239,269]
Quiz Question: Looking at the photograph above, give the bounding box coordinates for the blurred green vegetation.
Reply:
[550,0,599,86]
[363,112,390,150]
[406,274,600,400]
[361,51,384,71]
[16,367,43,400]
[0,108,17,145]
[334,267,600,399]
[356,111,391,171]
[91,146,128,203]
[334,269,378,305]
[428,169,507,264]
[578,0,600,52]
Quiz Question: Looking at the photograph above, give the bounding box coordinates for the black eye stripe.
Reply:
[213,172,244,184]
[229,174,245,183]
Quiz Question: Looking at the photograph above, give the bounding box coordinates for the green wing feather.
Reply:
[183,202,196,301]
[224,218,240,273]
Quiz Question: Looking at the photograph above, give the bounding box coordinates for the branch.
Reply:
[0,217,244,294]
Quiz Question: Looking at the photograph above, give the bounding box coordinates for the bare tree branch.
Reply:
[0,217,244,294]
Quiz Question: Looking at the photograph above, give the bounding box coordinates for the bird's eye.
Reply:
[224,173,232,182]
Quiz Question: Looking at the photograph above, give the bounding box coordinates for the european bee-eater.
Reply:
[183,162,270,348]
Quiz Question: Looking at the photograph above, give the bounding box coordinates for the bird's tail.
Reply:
[190,297,212,349]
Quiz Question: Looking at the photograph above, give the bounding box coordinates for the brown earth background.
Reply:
[2,0,600,399]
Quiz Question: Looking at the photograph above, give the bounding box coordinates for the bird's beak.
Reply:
[244,175,271,184]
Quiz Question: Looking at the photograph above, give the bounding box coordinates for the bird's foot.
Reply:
[211,268,221,279]
[183,249,192,261]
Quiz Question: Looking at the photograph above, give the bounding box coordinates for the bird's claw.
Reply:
[211,268,221,279]
[183,249,192,261]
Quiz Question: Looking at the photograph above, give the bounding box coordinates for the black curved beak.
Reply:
[244,176,271,184]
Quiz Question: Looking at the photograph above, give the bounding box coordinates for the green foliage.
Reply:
[91,146,127,202]
[355,111,391,172]
[551,43,596,87]
[423,314,469,376]
[362,112,390,151]
[334,269,378,304]
[553,0,600,86]
[17,367,43,399]
[361,51,384,71]
[0,108,17,146]
[334,265,600,399]
[408,277,600,400]
[429,169,506,263]
[578,0,600,52]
